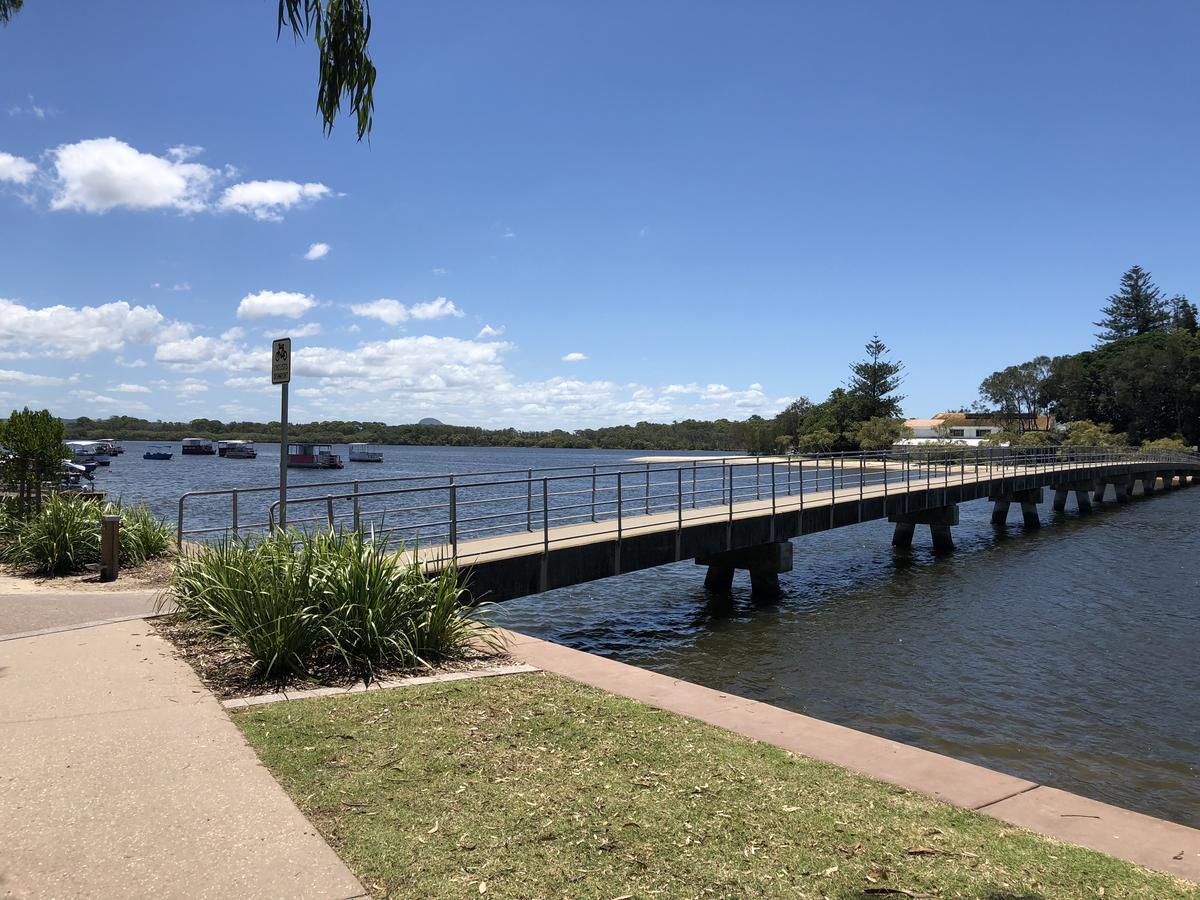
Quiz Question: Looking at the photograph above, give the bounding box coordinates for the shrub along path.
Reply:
[0,616,365,899]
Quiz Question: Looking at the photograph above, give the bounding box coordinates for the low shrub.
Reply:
[167,529,492,681]
[0,494,175,574]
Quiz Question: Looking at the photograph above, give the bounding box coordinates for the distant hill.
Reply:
[418,417,445,426]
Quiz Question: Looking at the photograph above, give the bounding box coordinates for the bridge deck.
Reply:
[412,458,1195,601]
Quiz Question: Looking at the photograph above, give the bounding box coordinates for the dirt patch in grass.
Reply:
[0,556,174,594]
[152,616,512,700]
[235,672,1199,899]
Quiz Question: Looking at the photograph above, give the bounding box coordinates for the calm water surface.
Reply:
[92,442,1200,826]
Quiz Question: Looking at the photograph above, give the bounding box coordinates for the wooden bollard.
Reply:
[100,514,120,582]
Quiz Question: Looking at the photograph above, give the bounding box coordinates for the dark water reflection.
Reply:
[91,443,1199,826]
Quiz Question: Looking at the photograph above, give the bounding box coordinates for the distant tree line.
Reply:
[975,265,1200,446]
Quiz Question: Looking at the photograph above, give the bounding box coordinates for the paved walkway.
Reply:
[0,590,161,641]
[0,618,364,899]
[502,629,1200,883]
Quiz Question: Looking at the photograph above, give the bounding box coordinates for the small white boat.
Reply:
[65,440,108,468]
[181,437,215,455]
[348,442,384,463]
[222,440,257,459]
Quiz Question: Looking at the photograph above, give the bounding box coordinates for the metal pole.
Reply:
[591,465,597,522]
[278,382,288,530]
[691,461,697,509]
[755,458,761,501]
[526,468,533,531]
[859,454,864,501]
[645,463,651,514]
[353,481,361,531]
[449,480,457,554]
[326,495,334,528]
[616,473,623,541]
[231,490,239,539]
[542,478,550,553]
[177,496,185,550]
[677,468,683,532]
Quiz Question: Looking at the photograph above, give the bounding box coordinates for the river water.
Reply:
[90,441,1200,827]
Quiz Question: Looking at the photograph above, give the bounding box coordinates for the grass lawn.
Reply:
[235,672,1197,899]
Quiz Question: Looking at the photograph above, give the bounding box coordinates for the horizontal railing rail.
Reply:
[177,446,1200,555]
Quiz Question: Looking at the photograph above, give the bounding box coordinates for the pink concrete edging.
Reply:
[500,628,1200,883]
[221,663,540,709]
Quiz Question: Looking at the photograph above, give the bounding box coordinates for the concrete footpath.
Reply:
[0,618,364,899]
[0,590,161,641]
[502,629,1200,883]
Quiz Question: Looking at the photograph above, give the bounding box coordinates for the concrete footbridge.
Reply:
[179,446,1200,602]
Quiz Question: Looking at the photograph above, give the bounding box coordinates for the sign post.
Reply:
[272,338,292,530]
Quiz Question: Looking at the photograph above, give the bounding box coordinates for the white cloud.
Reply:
[477,324,505,338]
[110,383,151,393]
[561,352,588,362]
[304,242,330,261]
[0,368,67,386]
[265,322,321,339]
[48,137,218,213]
[171,282,191,292]
[7,95,53,119]
[0,151,37,184]
[502,228,515,239]
[236,290,317,320]
[155,334,263,373]
[115,355,147,368]
[177,377,208,398]
[432,267,448,275]
[0,297,186,359]
[350,296,464,327]
[221,326,247,341]
[218,180,330,221]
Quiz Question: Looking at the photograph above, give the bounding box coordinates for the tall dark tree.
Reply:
[847,335,905,420]
[0,0,376,139]
[978,356,1053,431]
[1095,265,1169,343]
[1170,294,1199,335]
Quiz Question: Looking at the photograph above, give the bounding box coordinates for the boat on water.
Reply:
[287,443,344,469]
[143,445,173,461]
[348,442,384,463]
[222,440,257,459]
[95,439,124,456]
[181,437,216,455]
[64,440,106,469]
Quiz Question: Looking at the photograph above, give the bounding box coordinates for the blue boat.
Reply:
[143,444,173,461]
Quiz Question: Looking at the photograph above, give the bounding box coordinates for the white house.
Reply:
[894,412,1045,447]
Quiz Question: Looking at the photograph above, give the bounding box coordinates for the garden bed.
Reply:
[152,615,511,700]
[0,556,173,594]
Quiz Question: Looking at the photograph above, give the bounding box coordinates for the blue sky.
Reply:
[1,2,1198,428]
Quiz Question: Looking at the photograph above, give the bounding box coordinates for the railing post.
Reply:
[591,465,597,522]
[799,458,804,511]
[542,478,550,553]
[831,455,836,503]
[616,473,623,541]
[755,458,761,501]
[177,495,185,550]
[353,481,361,531]
[231,490,239,539]
[691,461,697,509]
[449,480,457,554]
[326,495,334,528]
[677,468,683,532]
[771,461,777,518]
[859,454,864,501]
[645,463,651,514]
[526,468,533,532]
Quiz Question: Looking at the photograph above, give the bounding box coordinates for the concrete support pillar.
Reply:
[1160,473,1174,491]
[1052,488,1069,512]
[891,521,916,548]
[1141,474,1156,495]
[988,488,1042,528]
[697,542,792,598]
[1074,490,1093,514]
[1092,482,1107,503]
[888,505,959,553]
[1111,476,1131,504]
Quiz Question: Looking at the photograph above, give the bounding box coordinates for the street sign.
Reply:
[272,337,292,385]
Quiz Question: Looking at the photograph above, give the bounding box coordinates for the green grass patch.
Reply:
[235,673,1197,899]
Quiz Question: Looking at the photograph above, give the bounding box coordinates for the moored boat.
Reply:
[181,437,216,455]
[143,444,173,460]
[348,442,384,463]
[65,440,106,469]
[287,443,344,469]
[222,440,257,459]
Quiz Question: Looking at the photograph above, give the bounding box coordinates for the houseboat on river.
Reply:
[143,445,173,460]
[221,440,257,459]
[65,441,107,468]
[287,443,344,469]
[181,437,216,455]
[348,442,384,463]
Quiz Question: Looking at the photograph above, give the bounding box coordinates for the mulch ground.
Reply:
[150,616,513,700]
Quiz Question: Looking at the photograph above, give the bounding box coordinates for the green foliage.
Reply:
[1170,295,1199,335]
[168,529,488,681]
[1095,265,1169,343]
[0,0,21,25]
[0,407,68,505]
[977,357,1052,432]
[1061,420,1127,447]
[853,417,911,450]
[0,494,175,575]
[278,0,377,140]
[1141,436,1190,451]
[794,429,838,452]
[846,334,905,420]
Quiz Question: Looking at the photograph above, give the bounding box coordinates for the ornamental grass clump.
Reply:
[0,494,175,574]
[167,528,490,682]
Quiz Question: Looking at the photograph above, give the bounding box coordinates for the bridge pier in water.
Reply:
[889,504,958,552]
[1053,481,1094,514]
[696,541,793,598]
[989,487,1043,527]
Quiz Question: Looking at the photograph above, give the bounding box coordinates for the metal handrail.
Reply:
[178,446,1200,553]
